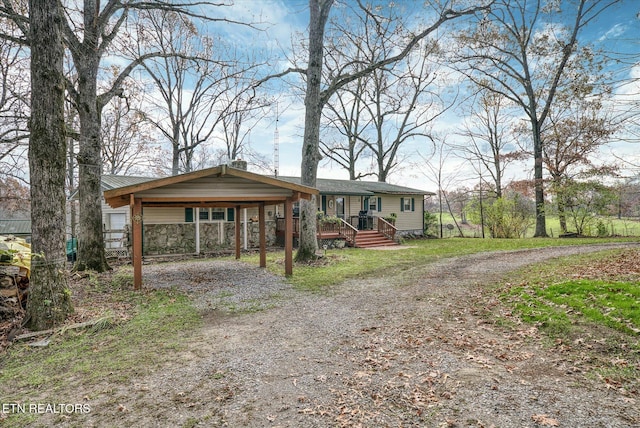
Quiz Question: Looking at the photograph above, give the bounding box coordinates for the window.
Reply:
[369,197,377,211]
[189,208,226,222]
[211,208,225,221]
[400,197,415,212]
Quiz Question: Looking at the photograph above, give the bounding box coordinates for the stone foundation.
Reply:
[143,221,277,255]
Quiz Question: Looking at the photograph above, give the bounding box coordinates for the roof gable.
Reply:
[103,165,318,208]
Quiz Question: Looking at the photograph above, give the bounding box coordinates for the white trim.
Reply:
[195,207,200,254]
[243,208,248,250]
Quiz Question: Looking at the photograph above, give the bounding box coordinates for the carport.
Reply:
[103,165,318,289]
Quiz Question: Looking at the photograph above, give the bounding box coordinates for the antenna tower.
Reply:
[274,102,280,178]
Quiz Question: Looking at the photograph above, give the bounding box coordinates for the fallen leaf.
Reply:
[531,414,559,426]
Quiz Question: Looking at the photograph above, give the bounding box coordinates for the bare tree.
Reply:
[216,86,273,169]
[455,0,621,237]
[101,71,157,175]
[138,10,264,175]
[26,0,72,330]
[320,75,373,180]
[0,18,29,183]
[454,90,525,198]
[292,0,490,260]
[362,45,445,182]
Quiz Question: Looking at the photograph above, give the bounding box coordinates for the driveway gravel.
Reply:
[36,243,640,427]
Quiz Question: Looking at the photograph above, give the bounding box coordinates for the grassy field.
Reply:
[431,213,640,238]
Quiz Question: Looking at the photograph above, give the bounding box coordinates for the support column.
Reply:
[195,207,200,254]
[235,205,241,260]
[243,208,248,250]
[131,197,143,289]
[284,198,293,276]
[259,203,266,268]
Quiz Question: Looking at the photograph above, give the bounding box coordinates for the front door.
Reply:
[335,197,345,219]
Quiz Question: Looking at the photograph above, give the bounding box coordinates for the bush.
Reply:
[466,193,534,238]
[424,211,438,236]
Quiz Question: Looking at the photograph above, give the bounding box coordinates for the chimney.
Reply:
[230,159,247,171]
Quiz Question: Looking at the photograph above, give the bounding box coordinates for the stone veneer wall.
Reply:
[143,224,196,255]
[143,221,277,255]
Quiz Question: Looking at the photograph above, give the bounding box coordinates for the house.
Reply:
[279,176,429,235]
[97,166,432,256]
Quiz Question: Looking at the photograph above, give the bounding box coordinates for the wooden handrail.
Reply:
[376,217,397,241]
[337,217,358,245]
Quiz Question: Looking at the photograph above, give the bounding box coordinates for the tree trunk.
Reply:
[27,0,73,330]
[532,122,548,237]
[557,189,568,234]
[75,60,110,272]
[296,0,333,261]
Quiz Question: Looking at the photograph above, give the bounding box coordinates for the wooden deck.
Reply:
[276,216,397,248]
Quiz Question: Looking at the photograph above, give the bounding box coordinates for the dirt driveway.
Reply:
[53,244,640,426]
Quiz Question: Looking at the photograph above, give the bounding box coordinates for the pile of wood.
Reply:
[0,262,28,320]
[0,236,30,322]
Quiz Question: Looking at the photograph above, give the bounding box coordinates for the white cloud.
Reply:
[598,23,627,42]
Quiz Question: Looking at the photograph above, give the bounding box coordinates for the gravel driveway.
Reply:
[77,243,640,427]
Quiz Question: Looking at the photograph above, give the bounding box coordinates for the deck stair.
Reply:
[354,230,397,248]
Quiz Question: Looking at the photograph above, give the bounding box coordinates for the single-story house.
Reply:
[96,166,433,256]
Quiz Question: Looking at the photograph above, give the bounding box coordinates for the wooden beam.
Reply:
[141,201,276,208]
[284,198,293,276]
[259,203,266,268]
[235,205,241,260]
[132,197,143,289]
[129,196,292,203]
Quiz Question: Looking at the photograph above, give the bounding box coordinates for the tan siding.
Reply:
[347,196,362,219]
[143,207,186,224]
[136,176,294,199]
[140,205,280,225]
[373,194,423,231]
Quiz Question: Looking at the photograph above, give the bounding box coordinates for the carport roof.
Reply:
[103,165,318,208]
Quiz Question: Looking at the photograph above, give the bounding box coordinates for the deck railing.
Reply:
[376,217,397,241]
[334,218,358,245]
[276,217,358,246]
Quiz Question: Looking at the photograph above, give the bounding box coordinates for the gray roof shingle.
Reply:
[278,176,431,196]
[99,173,432,196]
[0,219,31,235]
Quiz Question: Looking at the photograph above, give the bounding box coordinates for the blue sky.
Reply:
[193,0,640,192]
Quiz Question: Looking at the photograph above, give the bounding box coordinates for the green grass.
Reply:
[244,236,637,290]
[497,249,640,389]
[0,289,201,409]
[513,279,640,336]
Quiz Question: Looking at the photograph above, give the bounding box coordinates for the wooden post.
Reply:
[235,205,241,260]
[259,203,266,268]
[284,198,293,276]
[131,197,143,289]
